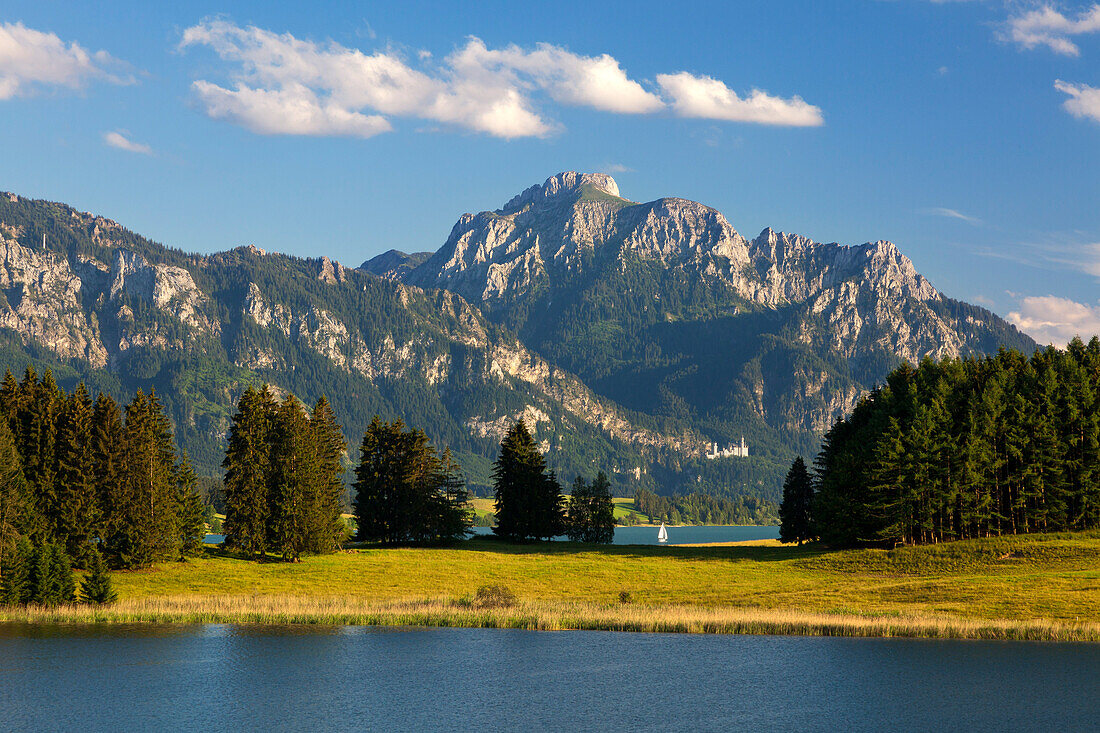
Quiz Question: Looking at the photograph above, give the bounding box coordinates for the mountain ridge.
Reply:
[0,178,1036,502]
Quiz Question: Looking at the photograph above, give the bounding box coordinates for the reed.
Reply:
[3,595,1098,642]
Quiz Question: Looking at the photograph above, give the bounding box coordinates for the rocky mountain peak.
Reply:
[501,172,624,213]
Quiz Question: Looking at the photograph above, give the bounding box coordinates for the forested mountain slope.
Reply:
[393,172,1036,474]
[0,192,701,491]
[0,177,1036,501]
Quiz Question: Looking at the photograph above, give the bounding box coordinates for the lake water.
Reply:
[468,524,780,544]
[206,526,779,546]
[0,624,1096,732]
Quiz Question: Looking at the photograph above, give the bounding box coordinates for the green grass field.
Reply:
[111,531,1100,619]
[612,498,650,524]
[5,531,1099,639]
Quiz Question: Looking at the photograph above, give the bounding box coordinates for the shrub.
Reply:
[474,584,517,608]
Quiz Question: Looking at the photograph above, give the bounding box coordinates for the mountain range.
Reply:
[0,175,1035,500]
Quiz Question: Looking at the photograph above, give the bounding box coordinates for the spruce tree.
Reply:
[567,472,615,543]
[431,449,472,542]
[175,457,207,558]
[54,384,99,566]
[0,369,19,422]
[18,368,60,543]
[565,476,591,542]
[33,542,75,606]
[587,471,615,544]
[307,396,347,553]
[492,421,562,542]
[0,419,31,563]
[779,456,814,545]
[222,386,274,558]
[91,393,124,549]
[1,537,34,605]
[353,417,471,544]
[111,391,180,568]
[267,396,313,561]
[79,548,117,604]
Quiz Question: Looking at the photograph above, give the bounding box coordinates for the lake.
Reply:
[0,624,1096,731]
[205,526,781,546]
[471,524,780,544]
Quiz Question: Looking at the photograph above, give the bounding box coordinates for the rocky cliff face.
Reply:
[397,172,1035,445]
[0,191,706,488]
[0,181,1035,499]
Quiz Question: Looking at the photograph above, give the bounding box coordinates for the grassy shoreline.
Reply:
[3,595,1099,641]
[3,531,1098,640]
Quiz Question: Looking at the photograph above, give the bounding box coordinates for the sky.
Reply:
[1,0,1099,346]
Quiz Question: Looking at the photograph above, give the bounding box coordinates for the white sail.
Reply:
[657,522,668,542]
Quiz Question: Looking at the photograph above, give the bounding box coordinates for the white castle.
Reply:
[706,436,749,459]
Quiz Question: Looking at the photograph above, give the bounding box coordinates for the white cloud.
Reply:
[924,207,981,224]
[191,81,392,138]
[1055,79,1100,122]
[450,38,664,114]
[600,163,634,174]
[179,20,823,138]
[1004,4,1100,56]
[655,72,823,127]
[1007,295,1100,346]
[0,21,132,99]
[103,130,153,154]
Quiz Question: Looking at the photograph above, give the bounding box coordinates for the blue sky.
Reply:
[2,0,1099,344]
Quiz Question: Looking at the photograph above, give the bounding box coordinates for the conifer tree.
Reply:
[565,476,591,542]
[566,472,614,543]
[0,419,31,564]
[353,417,471,544]
[0,537,34,605]
[307,396,347,553]
[812,344,1100,546]
[17,367,60,542]
[222,386,274,558]
[0,369,19,421]
[430,449,472,542]
[175,457,207,558]
[353,417,408,543]
[33,542,75,606]
[492,421,562,541]
[91,393,124,546]
[54,385,99,566]
[267,396,313,561]
[79,547,117,604]
[779,456,814,545]
[111,391,180,568]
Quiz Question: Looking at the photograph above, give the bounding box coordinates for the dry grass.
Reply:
[4,532,1098,640]
[2,594,1098,641]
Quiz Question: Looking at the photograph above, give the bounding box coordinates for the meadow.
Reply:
[3,530,1099,640]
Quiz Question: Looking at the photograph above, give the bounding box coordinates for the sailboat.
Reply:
[657,522,668,543]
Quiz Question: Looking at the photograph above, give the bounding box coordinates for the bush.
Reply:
[474,584,517,608]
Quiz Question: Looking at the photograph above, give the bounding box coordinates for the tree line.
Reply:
[633,488,777,526]
[781,340,1100,546]
[0,367,205,572]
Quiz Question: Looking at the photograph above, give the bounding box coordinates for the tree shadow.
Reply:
[449,536,832,563]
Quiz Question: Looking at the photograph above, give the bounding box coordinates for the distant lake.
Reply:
[467,525,781,545]
[205,526,779,546]
[1,624,1097,732]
